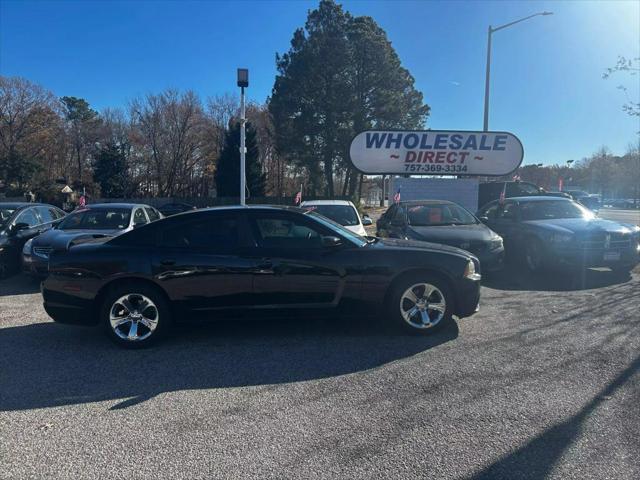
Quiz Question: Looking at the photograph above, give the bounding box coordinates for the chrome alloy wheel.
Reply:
[109,293,159,342]
[399,283,446,329]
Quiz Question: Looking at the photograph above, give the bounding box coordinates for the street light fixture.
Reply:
[237,68,249,205]
[483,11,553,131]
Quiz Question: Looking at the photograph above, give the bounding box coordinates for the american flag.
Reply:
[393,188,401,204]
[558,177,563,192]
[499,182,507,205]
[79,195,86,207]
[294,190,302,205]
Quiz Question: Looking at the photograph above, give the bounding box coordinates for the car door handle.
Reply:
[160,259,176,266]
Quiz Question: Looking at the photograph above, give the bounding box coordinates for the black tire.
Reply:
[100,282,172,348]
[387,273,455,335]
[524,238,546,273]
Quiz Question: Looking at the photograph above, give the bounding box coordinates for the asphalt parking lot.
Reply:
[1,265,639,480]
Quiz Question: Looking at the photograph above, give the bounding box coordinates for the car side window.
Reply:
[145,207,160,222]
[35,206,55,223]
[252,215,324,249]
[160,216,239,251]
[51,208,65,219]
[15,208,39,227]
[382,205,396,221]
[133,208,148,226]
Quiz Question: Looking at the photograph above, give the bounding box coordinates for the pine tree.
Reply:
[215,122,266,198]
[93,143,128,198]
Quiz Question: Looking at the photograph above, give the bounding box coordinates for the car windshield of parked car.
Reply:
[304,210,367,246]
[58,208,132,230]
[407,204,477,226]
[520,200,594,221]
[303,204,360,226]
[0,207,17,227]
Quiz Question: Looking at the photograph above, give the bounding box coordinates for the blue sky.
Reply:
[1,0,638,165]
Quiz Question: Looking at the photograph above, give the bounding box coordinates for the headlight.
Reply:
[22,238,33,255]
[490,237,503,250]
[464,259,481,280]
[551,233,572,243]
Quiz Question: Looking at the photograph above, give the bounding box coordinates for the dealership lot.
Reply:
[1,267,639,480]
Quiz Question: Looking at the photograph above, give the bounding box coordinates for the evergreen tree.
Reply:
[270,0,429,197]
[93,142,128,197]
[215,122,266,198]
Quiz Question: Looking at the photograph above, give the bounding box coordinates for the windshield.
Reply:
[520,200,594,221]
[303,204,360,226]
[0,208,17,227]
[58,208,132,230]
[407,203,477,226]
[304,210,367,246]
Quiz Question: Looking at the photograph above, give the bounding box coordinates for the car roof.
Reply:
[503,196,572,202]
[301,200,354,206]
[77,203,152,209]
[399,200,458,206]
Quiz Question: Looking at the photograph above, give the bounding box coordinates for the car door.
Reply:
[484,201,521,252]
[247,210,346,308]
[152,211,255,312]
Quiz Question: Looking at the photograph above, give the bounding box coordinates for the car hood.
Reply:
[406,224,496,244]
[372,236,475,259]
[522,217,635,235]
[32,228,122,248]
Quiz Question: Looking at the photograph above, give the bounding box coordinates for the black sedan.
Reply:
[0,202,65,277]
[23,203,163,278]
[377,200,504,271]
[477,196,640,273]
[42,206,481,348]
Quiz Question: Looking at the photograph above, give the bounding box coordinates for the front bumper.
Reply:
[22,254,48,278]
[455,277,481,318]
[41,282,98,325]
[477,247,505,272]
[551,243,640,269]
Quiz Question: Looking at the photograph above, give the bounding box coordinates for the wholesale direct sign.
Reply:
[349,130,524,176]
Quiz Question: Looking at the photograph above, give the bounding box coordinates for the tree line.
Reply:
[0,0,427,203]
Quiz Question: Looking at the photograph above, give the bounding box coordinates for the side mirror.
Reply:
[10,222,29,235]
[362,216,373,226]
[321,235,342,248]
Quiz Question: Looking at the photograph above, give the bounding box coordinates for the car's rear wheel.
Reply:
[524,238,545,273]
[100,283,171,348]
[388,274,454,334]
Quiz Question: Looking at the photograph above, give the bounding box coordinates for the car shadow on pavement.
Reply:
[471,353,640,480]
[482,263,635,292]
[0,315,458,412]
[0,273,41,296]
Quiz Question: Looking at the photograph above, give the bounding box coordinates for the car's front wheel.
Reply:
[388,274,454,334]
[100,283,171,348]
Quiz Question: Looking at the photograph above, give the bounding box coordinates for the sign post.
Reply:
[349,130,524,177]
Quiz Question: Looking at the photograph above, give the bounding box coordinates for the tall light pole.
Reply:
[237,68,249,205]
[483,11,553,131]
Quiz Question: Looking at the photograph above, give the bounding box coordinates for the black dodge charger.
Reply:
[42,206,481,348]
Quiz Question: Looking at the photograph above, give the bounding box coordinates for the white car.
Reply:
[300,200,372,237]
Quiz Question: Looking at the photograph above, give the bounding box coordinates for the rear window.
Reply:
[303,204,359,226]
